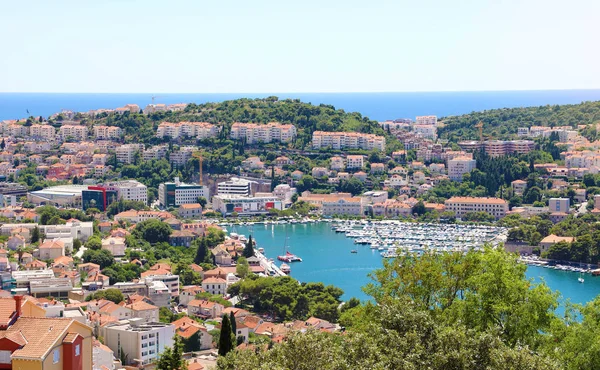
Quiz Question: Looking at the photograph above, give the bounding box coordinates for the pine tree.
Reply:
[218,314,234,356]
[242,235,254,258]
[230,311,237,336]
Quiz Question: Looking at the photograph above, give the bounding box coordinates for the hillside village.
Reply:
[0,99,599,368]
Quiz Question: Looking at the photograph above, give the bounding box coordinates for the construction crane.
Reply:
[151,95,164,104]
[192,151,203,185]
[475,121,484,142]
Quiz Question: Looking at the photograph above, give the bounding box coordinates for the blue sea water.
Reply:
[2,90,600,121]
[235,223,600,312]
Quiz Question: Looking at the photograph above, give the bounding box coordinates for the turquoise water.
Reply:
[234,223,600,308]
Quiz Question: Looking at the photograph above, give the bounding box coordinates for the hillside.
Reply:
[438,100,600,142]
[87,97,395,151]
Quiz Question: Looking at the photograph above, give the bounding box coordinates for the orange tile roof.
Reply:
[0,317,82,360]
[125,301,158,312]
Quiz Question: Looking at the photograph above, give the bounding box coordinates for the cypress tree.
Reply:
[230,311,237,336]
[194,238,207,265]
[218,314,234,356]
[242,235,254,258]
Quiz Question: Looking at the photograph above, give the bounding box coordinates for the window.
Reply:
[53,349,60,364]
[75,344,80,356]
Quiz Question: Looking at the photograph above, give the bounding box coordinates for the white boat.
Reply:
[280,263,291,274]
[578,277,585,283]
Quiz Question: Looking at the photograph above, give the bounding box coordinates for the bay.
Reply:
[2,90,600,121]
[234,223,600,310]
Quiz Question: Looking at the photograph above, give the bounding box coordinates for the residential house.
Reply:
[187,299,224,319]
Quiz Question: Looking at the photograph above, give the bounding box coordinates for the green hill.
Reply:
[438,101,600,142]
[85,97,395,151]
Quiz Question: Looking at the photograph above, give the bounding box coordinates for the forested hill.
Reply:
[438,101,600,142]
[90,97,391,150]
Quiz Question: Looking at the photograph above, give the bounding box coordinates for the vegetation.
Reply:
[218,314,235,357]
[156,335,187,370]
[86,288,124,304]
[228,275,343,322]
[438,101,600,141]
[219,246,600,369]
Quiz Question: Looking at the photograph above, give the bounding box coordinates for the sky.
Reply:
[0,0,598,93]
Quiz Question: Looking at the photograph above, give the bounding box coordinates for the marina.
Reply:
[230,221,600,309]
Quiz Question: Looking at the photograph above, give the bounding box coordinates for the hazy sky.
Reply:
[1,0,598,93]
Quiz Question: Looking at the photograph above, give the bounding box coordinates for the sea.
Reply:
[234,223,600,312]
[2,90,600,121]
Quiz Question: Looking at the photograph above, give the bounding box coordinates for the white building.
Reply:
[444,197,508,220]
[415,115,438,125]
[94,126,123,140]
[156,121,218,140]
[448,156,476,181]
[322,197,364,217]
[273,184,297,203]
[413,124,437,139]
[102,319,175,367]
[115,144,144,164]
[158,177,209,208]
[346,155,364,170]
[102,236,126,256]
[549,198,570,213]
[104,180,148,204]
[230,122,297,144]
[59,124,88,141]
[41,220,94,241]
[217,177,253,196]
[312,131,385,151]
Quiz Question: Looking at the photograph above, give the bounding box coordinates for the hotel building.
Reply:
[312,131,386,151]
[230,122,297,144]
[444,197,508,220]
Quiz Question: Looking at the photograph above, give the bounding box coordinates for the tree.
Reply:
[412,201,426,216]
[236,257,249,278]
[31,226,40,243]
[291,193,299,203]
[197,196,207,208]
[85,236,102,250]
[73,239,82,252]
[134,219,172,244]
[156,335,187,370]
[218,314,234,356]
[194,238,210,265]
[82,249,115,269]
[242,235,254,258]
[230,311,237,337]
[89,288,124,304]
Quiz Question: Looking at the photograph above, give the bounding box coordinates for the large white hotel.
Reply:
[312,131,386,151]
[230,122,297,144]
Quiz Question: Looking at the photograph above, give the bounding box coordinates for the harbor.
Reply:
[229,221,600,310]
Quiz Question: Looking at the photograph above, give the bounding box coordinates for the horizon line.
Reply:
[2,88,600,95]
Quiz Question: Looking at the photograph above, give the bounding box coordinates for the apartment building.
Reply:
[415,115,438,125]
[142,145,167,161]
[115,144,144,164]
[444,197,508,220]
[312,131,386,151]
[59,124,88,140]
[143,274,180,297]
[346,155,364,169]
[104,180,148,204]
[94,125,123,139]
[113,210,173,223]
[230,122,297,144]
[169,146,196,166]
[29,123,57,140]
[413,124,437,139]
[458,140,535,157]
[156,121,218,140]
[158,178,209,207]
[549,198,570,213]
[102,319,175,367]
[217,177,253,196]
[448,156,476,181]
